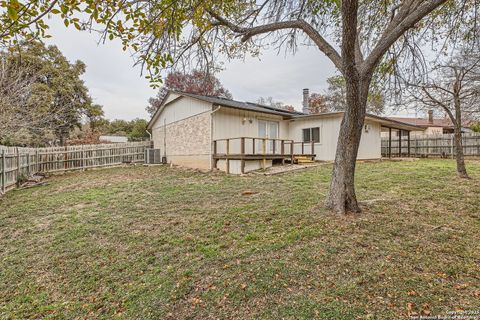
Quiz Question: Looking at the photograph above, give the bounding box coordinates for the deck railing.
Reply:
[212,137,315,173]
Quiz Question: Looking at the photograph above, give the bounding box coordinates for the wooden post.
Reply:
[1,149,5,194]
[311,141,315,158]
[26,153,30,176]
[281,140,285,165]
[240,138,245,174]
[388,127,392,158]
[272,139,276,154]
[252,138,255,155]
[226,139,230,174]
[451,135,454,159]
[301,142,305,155]
[213,140,217,169]
[415,136,418,157]
[35,150,39,173]
[15,147,20,186]
[82,146,85,170]
[262,138,266,169]
[290,141,294,164]
[407,131,411,157]
[64,146,68,171]
[398,130,402,157]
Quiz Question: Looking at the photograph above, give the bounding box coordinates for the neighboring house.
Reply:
[147,90,420,174]
[99,135,128,143]
[386,110,473,137]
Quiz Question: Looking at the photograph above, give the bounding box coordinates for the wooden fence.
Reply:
[381,132,480,158]
[0,141,152,193]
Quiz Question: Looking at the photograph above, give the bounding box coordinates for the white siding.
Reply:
[212,107,290,155]
[358,120,382,159]
[288,115,381,160]
[151,96,212,130]
[212,107,289,140]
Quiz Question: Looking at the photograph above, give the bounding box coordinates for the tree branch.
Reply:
[362,0,447,75]
[208,11,343,71]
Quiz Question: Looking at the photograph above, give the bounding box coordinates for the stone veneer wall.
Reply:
[152,111,211,170]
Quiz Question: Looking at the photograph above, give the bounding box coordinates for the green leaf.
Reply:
[7,6,18,21]
[50,9,61,14]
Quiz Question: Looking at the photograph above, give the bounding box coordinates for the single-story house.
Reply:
[147,90,421,174]
[385,110,473,136]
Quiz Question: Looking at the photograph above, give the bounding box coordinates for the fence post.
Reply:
[26,152,30,176]
[35,150,39,173]
[451,135,454,159]
[15,147,20,186]
[82,146,85,170]
[1,149,5,194]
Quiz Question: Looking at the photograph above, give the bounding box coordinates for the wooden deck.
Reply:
[213,137,316,174]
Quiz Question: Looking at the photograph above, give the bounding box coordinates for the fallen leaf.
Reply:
[421,303,431,315]
[406,302,415,315]
[241,190,257,196]
[454,283,468,290]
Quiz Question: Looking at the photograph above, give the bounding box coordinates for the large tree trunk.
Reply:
[325,0,370,214]
[325,76,370,214]
[453,96,469,179]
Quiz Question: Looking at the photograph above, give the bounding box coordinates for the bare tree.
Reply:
[104,0,479,213]
[4,1,472,213]
[205,0,452,213]
[406,51,480,179]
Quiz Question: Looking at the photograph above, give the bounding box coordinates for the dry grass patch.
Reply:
[0,160,479,319]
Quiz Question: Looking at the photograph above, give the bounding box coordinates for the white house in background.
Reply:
[386,110,474,137]
[99,135,128,143]
[147,90,421,174]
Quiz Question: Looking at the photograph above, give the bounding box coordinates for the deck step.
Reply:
[297,159,315,164]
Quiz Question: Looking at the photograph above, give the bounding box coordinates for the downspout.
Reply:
[210,105,221,170]
[146,129,152,146]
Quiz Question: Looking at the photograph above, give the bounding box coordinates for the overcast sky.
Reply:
[45,18,344,120]
[46,18,415,121]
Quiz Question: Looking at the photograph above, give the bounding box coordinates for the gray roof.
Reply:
[148,90,424,132]
[174,91,305,117]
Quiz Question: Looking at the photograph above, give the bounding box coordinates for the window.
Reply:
[302,128,311,142]
[303,127,320,143]
[312,127,320,143]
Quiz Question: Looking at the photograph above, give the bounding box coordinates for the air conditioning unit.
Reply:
[145,148,162,164]
[364,124,372,133]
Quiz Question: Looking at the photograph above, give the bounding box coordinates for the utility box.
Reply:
[144,148,162,164]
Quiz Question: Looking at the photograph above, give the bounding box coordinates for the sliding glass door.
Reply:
[258,120,279,153]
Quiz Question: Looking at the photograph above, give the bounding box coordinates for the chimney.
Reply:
[428,110,434,124]
[302,88,310,114]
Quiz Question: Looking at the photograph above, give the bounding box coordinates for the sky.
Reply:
[45,17,416,121]
[45,18,342,121]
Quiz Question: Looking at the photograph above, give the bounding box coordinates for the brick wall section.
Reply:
[152,111,211,169]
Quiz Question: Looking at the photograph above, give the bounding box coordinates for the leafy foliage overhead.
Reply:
[2,1,477,87]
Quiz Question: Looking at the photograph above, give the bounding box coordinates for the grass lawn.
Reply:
[0,160,479,319]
